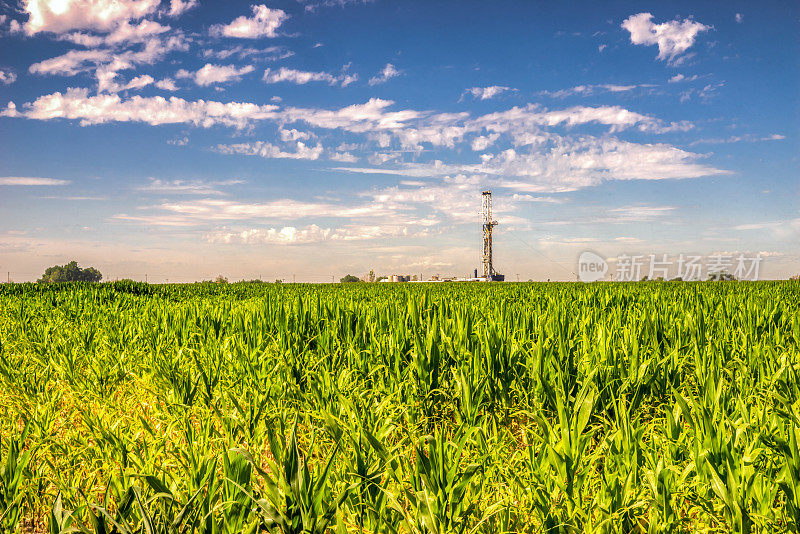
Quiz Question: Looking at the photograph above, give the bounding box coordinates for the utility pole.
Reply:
[145,274,148,283]
[293,274,296,283]
[482,190,499,281]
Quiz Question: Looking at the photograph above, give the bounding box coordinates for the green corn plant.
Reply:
[0,278,799,531]
[0,426,33,532]
[592,396,648,532]
[235,419,348,534]
[394,428,483,534]
[674,381,768,533]
[531,372,598,531]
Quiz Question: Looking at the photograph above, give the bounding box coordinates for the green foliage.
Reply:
[37,260,102,283]
[339,275,361,283]
[0,281,797,532]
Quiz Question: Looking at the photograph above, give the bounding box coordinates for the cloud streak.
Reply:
[0,177,71,186]
[263,67,357,86]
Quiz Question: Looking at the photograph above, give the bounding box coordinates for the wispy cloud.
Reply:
[538,83,648,98]
[202,45,294,61]
[0,177,70,186]
[216,141,325,160]
[463,86,513,100]
[689,133,786,146]
[137,178,245,195]
[668,73,701,83]
[369,63,401,85]
[263,67,357,86]
[176,63,255,86]
[301,0,374,13]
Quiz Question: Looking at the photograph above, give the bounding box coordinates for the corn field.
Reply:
[0,281,798,533]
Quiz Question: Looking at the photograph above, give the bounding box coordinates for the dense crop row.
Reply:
[0,281,798,532]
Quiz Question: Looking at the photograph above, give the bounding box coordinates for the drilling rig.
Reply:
[481,190,504,281]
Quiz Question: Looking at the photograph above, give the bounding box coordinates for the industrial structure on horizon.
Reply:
[382,190,505,283]
[481,190,505,282]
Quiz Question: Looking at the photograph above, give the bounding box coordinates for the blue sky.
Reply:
[0,0,797,282]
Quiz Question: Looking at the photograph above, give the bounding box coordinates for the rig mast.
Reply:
[482,190,499,280]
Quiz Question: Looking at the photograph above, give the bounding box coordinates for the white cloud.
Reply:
[735,13,743,24]
[339,136,729,193]
[21,0,161,34]
[606,205,675,221]
[123,197,393,224]
[167,135,188,145]
[206,225,337,244]
[178,63,255,86]
[598,44,607,53]
[155,77,178,90]
[330,151,358,162]
[538,83,641,98]
[5,92,425,132]
[203,224,407,245]
[464,86,512,100]
[689,133,786,145]
[203,45,293,61]
[470,133,499,151]
[167,0,198,17]
[511,194,566,203]
[204,222,424,245]
[29,34,189,93]
[217,141,325,160]
[621,12,709,63]
[210,4,288,39]
[29,48,113,76]
[0,69,16,85]
[280,98,420,132]
[733,218,800,241]
[368,63,400,85]
[122,74,153,90]
[302,0,374,13]
[263,67,356,86]
[668,73,701,83]
[0,176,70,186]
[4,88,281,127]
[467,104,692,135]
[55,19,174,47]
[138,178,244,195]
[280,128,311,141]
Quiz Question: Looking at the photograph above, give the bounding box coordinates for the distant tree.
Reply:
[412,275,418,281]
[708,271,736,281]
[376,276,387,282]
[274,279,283,284]
[340,274,361,283]
[368,269,375,283]
[215,275,228,284]
[38,261,102,283]
[670,276,683,282]
[791,275,799,281]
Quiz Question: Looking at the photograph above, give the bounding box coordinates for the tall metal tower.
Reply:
[482,190,498,280]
